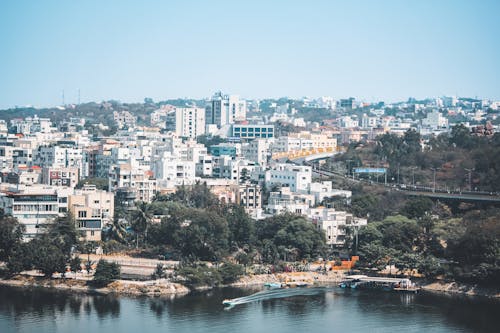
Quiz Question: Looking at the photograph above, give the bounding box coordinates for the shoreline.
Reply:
[1,273,498,299]
[420,281,500,299]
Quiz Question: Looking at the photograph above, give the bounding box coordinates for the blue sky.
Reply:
[0,0,499,108]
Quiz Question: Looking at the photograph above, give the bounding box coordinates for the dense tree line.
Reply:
[363,125,500,192]
[354,208,500,285]
[107,183,327,265]
[1,213,78,277]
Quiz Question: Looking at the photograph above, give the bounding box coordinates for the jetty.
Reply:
[340,275,420,293]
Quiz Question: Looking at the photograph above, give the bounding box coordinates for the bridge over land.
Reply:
[272,146,343,163]
[311,167,500,203]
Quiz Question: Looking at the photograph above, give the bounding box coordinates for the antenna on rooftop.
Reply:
[78,89,81,105]
[62,90,65,105]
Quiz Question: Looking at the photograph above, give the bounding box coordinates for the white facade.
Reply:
[206,92,246,128]
[309,181,352,204]
[166,107,206,138]
[241,139,272,167]
[153,152,196,186]
[422,110,448,129]
[309,207,367,246]
[0,185,72,239]
[265,163,312,193]
[34,145,84,175]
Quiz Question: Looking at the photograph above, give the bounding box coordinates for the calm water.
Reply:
[0,285,498,333]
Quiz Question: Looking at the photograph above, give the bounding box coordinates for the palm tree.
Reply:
[107,217,128,244]
[131,201,153,248]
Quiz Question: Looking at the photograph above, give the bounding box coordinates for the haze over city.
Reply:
[0,2,500,333]
[1,0,500,108]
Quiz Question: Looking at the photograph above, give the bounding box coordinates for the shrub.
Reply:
[218,261,245,284]
[92,259,120,287]
[174,264,221,288]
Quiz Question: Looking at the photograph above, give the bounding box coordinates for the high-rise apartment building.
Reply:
[166,107,205,138]
[205,91,246,128]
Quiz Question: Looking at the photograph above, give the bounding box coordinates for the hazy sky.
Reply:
[0,0,499,108]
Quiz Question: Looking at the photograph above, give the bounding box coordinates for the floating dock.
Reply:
[339,275,420,293]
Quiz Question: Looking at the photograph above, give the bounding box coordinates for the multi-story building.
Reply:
[232,124,274,139]
[113,111,137,129]
[266,187,314,215]
[206,91,246,128]
[68,184,114,241]
[165,107,206,138]
[309,181,352,204]
[241,138,272,167]
[265,163,312,193]
[153,152,196,187]
[339,97,355,109]
[10,115,53,134]
[0,185,72,239]
[109,162,157,202]
[209,144,237,158]
[42,166,79,188]
[309,207,367,246]
[237,183,262,218]
[34,144,84,175]
[273,132,336,153]
[422,110,448,129]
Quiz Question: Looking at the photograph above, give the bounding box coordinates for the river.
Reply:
[0,285,498,332]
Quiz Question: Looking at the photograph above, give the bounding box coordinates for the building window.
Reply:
[78,211,87,218]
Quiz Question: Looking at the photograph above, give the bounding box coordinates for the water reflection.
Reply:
[0,286,120,320]
[0,285,499,333]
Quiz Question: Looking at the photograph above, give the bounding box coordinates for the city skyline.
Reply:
[1,0,499,108]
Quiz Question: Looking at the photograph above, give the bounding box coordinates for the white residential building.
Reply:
[241,139,272,167]
[266,187,314,215]
[34,144,84,176]
[0,185,72,239]
[206,91,247,128]
[109,162,157,202]
[166,107,206,138]
[309,207,367,246]
[309,181,352,204]
[265,163,312,193]
[422,110,448,129]
[113,111,137,129]
[153,152,196,187]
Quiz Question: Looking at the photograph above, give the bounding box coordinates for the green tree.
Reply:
[174,264,221,288]
[6,242,34,274]
[45,213,79,256]
[273,218,326,260]
[31,238,67,277]
[227,205,255,248]
[180,210,229,261]
[402,196,433,219]
[218,261,245,284]
[131,201,153,248]
[0,216,25,261]
[152,263,166,279]
[93,259,121,286]
[69,256,82,273]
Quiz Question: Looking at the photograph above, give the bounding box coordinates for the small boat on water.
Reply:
[264,282,283,289]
